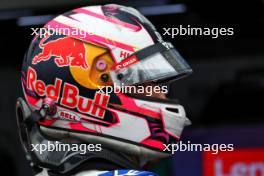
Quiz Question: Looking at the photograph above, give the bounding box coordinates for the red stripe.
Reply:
[56,105,112,125]
[69,123,97,133]
[73,8,140,31]
[38,119,57,126]
[140,139,165,150]
[112,55,139,70]
[98,95,109,118]
[116,92,160,119]
[91,93,101,116]
[46,20,135,52]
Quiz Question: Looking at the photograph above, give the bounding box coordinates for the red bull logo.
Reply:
[32,36,89,69]
[27,67,109,119]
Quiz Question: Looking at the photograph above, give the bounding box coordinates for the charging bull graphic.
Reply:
[32,35,89,69]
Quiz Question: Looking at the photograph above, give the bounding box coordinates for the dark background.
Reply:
[0,0,264,175]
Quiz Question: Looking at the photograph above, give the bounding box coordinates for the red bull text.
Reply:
[27,67,109,119]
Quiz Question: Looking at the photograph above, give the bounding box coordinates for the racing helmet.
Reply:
[16,4,192,174]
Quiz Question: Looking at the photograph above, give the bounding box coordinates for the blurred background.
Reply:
[0,0,264,175]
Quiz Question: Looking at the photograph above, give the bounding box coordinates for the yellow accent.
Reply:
[70,43,114,90]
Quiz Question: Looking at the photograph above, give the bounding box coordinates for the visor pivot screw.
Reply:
[117,74,123,80]
[42,98,57,116]
[96,59,107,71]
[100,73,109,83]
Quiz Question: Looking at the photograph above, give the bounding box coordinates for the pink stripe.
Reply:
[116,91,160,119]
[140,139,165,150]
[46,20,135,52]
[73,8,140,31]
[69,123,97,133]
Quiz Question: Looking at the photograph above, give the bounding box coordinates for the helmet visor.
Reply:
[110,42,192,86]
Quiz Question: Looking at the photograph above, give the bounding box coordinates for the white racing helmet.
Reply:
[16,4,192,174]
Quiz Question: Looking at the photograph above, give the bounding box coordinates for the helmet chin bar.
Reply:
[39,126,169,159]
[16,98,169,175]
